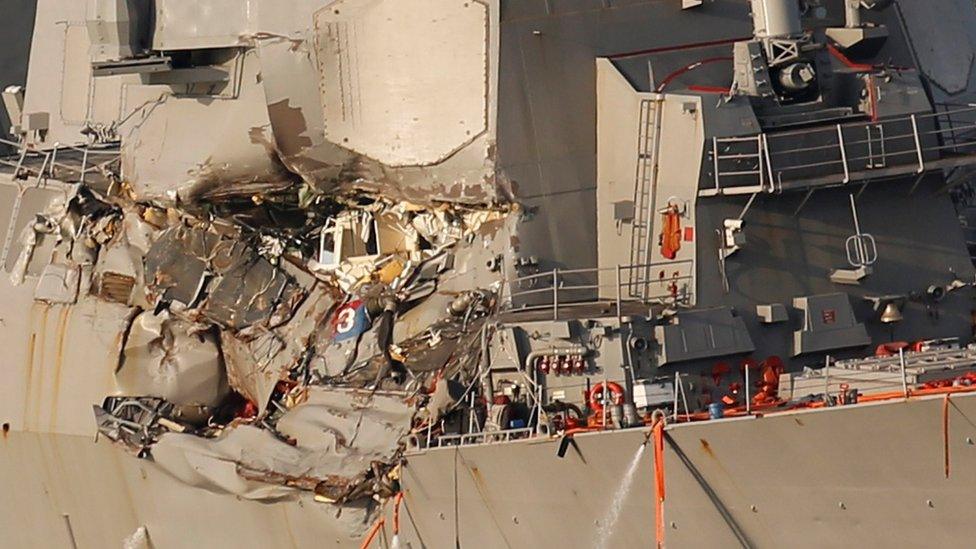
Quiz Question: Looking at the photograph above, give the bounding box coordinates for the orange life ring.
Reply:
[589,382,626,413]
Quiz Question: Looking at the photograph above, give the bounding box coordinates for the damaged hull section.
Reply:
[0,431,385,547]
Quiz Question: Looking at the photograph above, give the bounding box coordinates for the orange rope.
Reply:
[653,419,666,549]
[359,517,385,549]
[943,394,951,479]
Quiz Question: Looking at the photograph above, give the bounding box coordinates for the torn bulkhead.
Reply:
[53,166,520,522]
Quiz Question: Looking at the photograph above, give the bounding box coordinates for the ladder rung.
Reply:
[718,153,761,160]
[718,169,761,176]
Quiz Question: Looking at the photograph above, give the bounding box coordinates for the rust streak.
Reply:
[462,460,515,548]
[698,438,752,501]
[699,438,715,458]
[49,306,71,430]
[23,332,36,424]
[33,305,50,429]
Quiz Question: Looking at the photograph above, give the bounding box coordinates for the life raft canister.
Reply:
[588,382,626,414]
[659,204,682,260]
[754,356,784,403]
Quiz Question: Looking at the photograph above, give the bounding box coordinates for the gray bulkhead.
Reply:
[0,1,37,151]
[496,0,753,274]
[498,0,976,372]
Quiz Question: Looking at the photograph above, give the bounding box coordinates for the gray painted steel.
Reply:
[4,0,976,547]
[3,393,973,548]
[0,0,35,149]
[400,392,976,548]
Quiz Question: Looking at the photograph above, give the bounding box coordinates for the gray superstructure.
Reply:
[4,0,976,547]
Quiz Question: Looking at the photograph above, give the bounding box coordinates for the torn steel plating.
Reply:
[7,14,517,523]
[60,168,519,528]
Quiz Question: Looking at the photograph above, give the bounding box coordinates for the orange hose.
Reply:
[653,419,666,549]
[563,426,604,437]
[359,517,385,549]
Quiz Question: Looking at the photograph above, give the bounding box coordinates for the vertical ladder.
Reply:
[629,98,662,299]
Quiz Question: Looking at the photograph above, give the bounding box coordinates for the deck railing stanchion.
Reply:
[911,114,925,173]
[900,348,909,398]
[712,136,721,192]
[615,264,623,324]
[552,268,559,321]
[824,355,831,404]
[745,363,751,414]
[673,371,680,421]
[80,147,89,185]
[837,125,850,183]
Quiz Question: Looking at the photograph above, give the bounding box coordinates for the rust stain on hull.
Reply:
[463,461,515,548]
[23,332,36,426]
[32,305,50,429]
[22,303,46,428]
[48,306,72,431]
[700,438,715,458]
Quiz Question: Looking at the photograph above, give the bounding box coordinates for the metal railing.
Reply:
[0,137,121,185]
[935,103,976,153]
[786,345,976,402]
[710,134,770,195]
[501,260,695,320]
[435,427,538,448]
[703,105,976,196]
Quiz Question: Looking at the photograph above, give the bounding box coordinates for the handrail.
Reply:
[0,137,120,184]
[704,105,976,196]
[436,427,537,447]
[502,260,695,319]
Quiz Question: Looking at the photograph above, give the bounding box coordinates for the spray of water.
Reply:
[594,444,647,549]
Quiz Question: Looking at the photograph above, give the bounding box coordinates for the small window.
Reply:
[319,226,338,267]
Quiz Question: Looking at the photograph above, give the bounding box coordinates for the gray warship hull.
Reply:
[3,391,976,548]
[7,0,976,547]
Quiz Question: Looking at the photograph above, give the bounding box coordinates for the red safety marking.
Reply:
[688,85,731,94]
